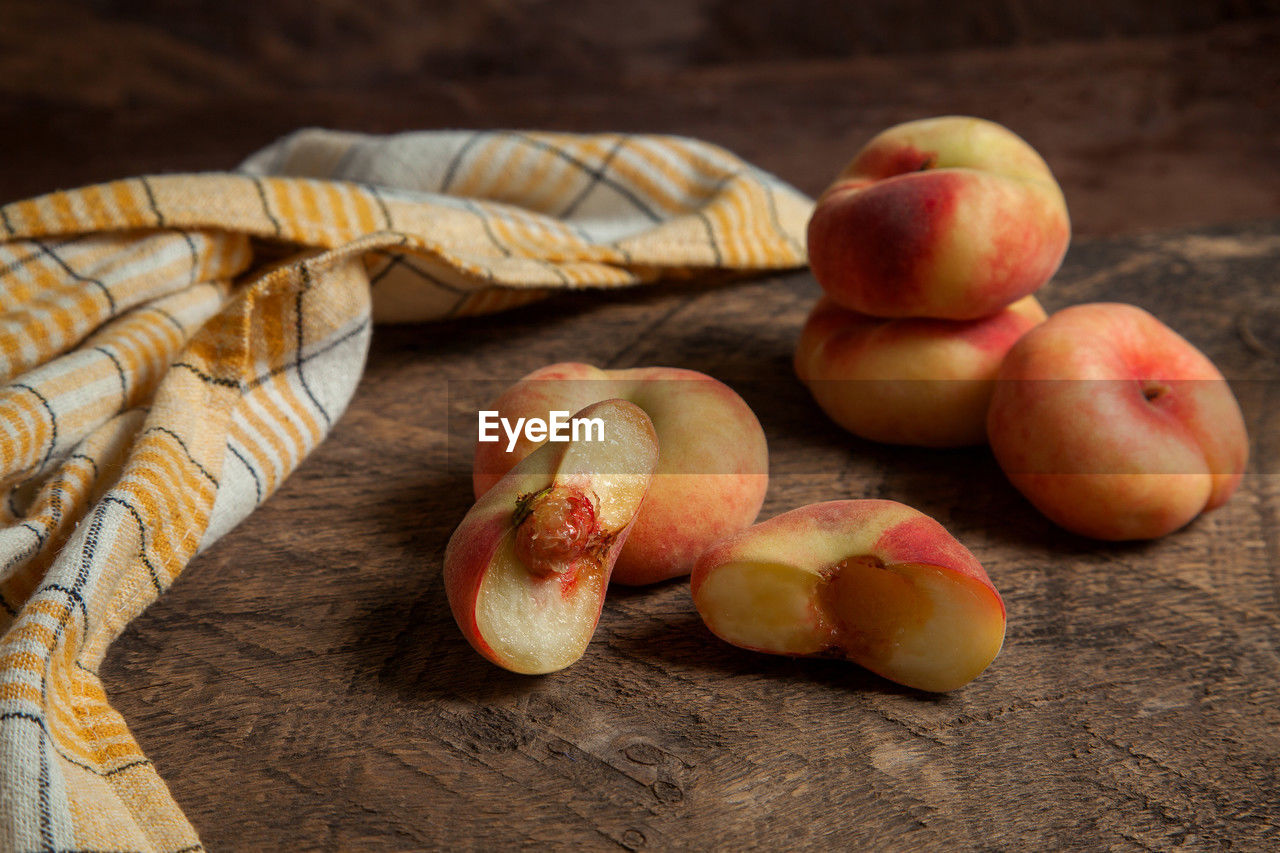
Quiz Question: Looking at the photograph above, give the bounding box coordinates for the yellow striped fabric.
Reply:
[0,129,811,850]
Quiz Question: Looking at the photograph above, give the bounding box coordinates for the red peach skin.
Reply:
[988,302,1248,540]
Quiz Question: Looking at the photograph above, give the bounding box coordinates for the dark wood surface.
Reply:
[5,5,1280,849]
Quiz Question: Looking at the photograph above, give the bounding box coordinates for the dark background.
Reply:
[3,0,1279,235]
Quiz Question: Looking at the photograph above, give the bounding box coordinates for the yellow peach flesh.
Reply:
[694,561,833,656]
[476,533,609,675]
[697,553,1005,692]
[826,560,1005,693]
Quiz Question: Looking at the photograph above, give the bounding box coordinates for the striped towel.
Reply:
[0,129,811,851]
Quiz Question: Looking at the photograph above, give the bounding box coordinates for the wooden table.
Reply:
[5,9,1278,849]
[98,219,1280,849]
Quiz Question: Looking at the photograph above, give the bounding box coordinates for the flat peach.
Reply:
[795,294,1046,446]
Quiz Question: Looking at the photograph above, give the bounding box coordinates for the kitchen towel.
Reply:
[0,129,811,851]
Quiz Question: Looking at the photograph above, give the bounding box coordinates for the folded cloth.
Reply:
[0,129,811,851]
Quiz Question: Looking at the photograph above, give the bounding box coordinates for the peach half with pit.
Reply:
[445,399,659,674]
[691,500,1006,692]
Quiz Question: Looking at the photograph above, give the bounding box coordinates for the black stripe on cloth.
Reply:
[142,426,219,488]
[558,134,631,219]
[179,232,200,287]
[439,131,486,193]
[442,292,471,320]
[460,200,514,258]
[39,715,53,850]
[694,211,724,266]
[148,304,187,335]
[48,474,63,527]
[20,522,46,548]
[68,453,100,481]
[369,253,467,294]
[294,267,333,428]
[536,258,572,286]
[34,241,117,314]
[41,584,88,627]
[170,362,242,390]
[0,713,117,814]
[504,131,662,224]
[93,346,129,405]
[0,204,15,237]
[363,183,394,230]
[0,710,161,790]
[227,443,263,505]
[249,176,284,237]
[13,383,59,471]
[245,318,370,391]
[757,174,805,258]
[97,496,164,593]
[0,239,74,279]
[138,176,166,227]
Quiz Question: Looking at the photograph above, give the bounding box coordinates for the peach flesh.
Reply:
[697,557,1002,693]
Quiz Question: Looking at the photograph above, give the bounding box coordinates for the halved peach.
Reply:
[444,399,659,674]
[691,500,1006,692]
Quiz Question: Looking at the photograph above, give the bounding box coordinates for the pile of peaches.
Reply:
[444,117,1249,692]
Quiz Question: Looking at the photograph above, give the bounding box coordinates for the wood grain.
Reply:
[99,221,1280,850]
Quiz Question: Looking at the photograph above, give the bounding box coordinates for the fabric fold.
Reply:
[0,129,811,850]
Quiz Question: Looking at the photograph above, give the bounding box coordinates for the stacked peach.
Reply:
[797,116,1069,447]
[800,115,1248,541]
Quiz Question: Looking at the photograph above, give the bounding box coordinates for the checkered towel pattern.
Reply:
[0,129,811,851]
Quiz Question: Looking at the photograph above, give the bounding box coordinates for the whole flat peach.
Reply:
[808,116,1069,320]
[795,294,1046,446]
[988,302,1248,540]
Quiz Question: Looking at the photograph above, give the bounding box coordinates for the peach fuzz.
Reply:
[445,399,659,674]
[988,302,1249,540]
[807,116,1070,320]
[794,294,1046,447]
[691,500,1006,693]
[473,362,768,585]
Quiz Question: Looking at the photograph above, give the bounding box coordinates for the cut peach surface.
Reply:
[445,399,659,674]
[691,500,1006,692]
